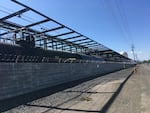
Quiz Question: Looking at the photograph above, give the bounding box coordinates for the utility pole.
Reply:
[131,44,136,61]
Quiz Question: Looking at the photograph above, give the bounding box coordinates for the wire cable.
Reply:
[115,0,133,45]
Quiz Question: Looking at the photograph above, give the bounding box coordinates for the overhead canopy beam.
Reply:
[9,1,107,51]
[35,36,87,50]
[0,22,63,37]
[0,8,29,21]
[0,24,14,31]
[62,47,78,51]
[0,21,22,36]
[0,20,84,49]
[0,32,10,36]
[62,35,82,41]
[55,42,88,49]
[40,26,64,34]
[86,44,100,48]
[99,50,113,54]
[72,38,89,43]
[77,40,94,45]
[35,36,86,50]
[52,31,74,37]
[11,0,82,36]
[0,21,111,57]
[25,19,50,28]
[82,42,98,46]
[0,0,130,60]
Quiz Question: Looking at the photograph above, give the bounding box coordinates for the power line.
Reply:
[102,0,136,60]
[0,9,11,15]
[115,0,137,60]
[102,0,131,46]
[115,0,133,45]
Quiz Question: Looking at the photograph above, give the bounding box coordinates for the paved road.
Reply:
[3,68,133,113]
[107,64,150,113]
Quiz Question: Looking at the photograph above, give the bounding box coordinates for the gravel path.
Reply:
[3,68,133,113]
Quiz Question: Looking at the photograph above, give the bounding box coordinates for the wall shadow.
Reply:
[99,71,134,113]
[62,90,115,94]
[0,68,134,112]
[0,69,123,112]
[23,70,134,113]
[25,104,100,113]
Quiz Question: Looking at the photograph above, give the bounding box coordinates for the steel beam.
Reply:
[86,44,100,48]
[0,8,29,21]
[62,35,82,41]
[25,19,49,28]
[81,42,97,46]
[77,40,94,45]
[72,38,89,43]
[11,0,81,35]
[1,0,128,59]
[9,0,101,52]
[52,31,74,37]
[0,24,14,31]
[40,26,64,34]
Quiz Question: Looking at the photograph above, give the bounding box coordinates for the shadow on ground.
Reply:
[0,69,133,113]
[24,71,134,113]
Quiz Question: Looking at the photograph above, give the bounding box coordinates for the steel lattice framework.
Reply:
[0,0,131,61]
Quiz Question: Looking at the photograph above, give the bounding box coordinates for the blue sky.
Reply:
[0,0,150,61]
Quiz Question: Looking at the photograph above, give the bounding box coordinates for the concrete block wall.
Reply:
[0,62,133,100]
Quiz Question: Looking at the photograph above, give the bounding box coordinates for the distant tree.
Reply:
[143,60,150,63]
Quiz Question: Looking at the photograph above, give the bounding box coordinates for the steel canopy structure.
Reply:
[0,0,131,61]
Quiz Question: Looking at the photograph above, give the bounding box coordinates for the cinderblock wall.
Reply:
[0,62,133,100]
